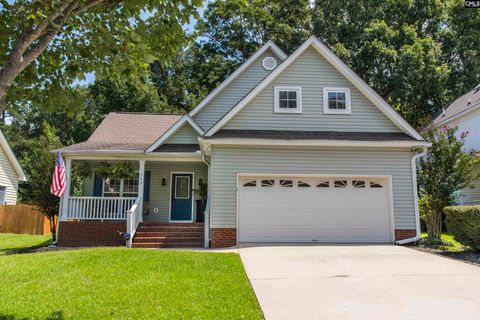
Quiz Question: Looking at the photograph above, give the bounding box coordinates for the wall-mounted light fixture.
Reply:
[161,177,166,186]
[198,178,203,186]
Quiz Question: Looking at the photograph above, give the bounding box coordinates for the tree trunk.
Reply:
[49,216,57,243]
[426,207,443,238]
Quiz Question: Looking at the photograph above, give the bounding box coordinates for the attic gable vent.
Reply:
[262,56,277,70]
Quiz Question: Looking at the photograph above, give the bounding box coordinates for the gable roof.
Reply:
[0,130,26,181]
[204,36,424,141]
[60,112,182,153]
[433,85,480,126]
[188,40,287,118]
[146,115,204,152]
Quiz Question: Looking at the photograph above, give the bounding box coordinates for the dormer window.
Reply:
[323,87,351,114]
[274,86,302,113]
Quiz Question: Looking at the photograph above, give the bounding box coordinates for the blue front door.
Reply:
[171,173,193,221]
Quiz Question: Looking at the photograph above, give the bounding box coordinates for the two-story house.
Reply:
[56,36,428,248]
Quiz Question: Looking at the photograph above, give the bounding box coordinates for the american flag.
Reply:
[50,151,66,197]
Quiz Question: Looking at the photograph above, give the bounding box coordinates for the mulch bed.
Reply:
[414,247,480,267]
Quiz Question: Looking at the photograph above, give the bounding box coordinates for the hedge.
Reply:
[444,205,480,251]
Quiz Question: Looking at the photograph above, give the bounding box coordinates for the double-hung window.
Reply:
[323,87,351,114]
[103,173,139,197]
[274,86,302,113]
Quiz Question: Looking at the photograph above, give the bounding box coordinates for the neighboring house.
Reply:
[433,85,480,204]
[0,130,27,204]
[56,36,428,248]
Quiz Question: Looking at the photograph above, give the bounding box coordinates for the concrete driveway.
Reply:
[239,244,480,320]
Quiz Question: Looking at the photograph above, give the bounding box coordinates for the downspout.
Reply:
[395,149,428,245]
[201,153,211,248]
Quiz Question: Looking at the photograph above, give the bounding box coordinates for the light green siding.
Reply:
[145,161,207,222]
[223,47,401,132]
[164,123,199,144]
[193,49,282,131]
[459,169,480,204]
[81,161,208,222]
[210,146,416,229]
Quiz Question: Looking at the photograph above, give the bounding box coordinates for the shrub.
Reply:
[444,205,480,251]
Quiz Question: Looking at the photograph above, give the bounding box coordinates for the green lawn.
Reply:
[0,233,51,255]
[420,232,466,252]
[0,246,262,319]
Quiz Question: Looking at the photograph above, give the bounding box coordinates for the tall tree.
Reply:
[0,0,201,112]
[418,126,479,238]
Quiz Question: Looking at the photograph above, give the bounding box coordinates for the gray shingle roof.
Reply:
[206,130,417,141]
[60,112,182,153]
[433,85,480,125]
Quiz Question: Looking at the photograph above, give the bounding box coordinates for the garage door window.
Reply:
[334,180,347,188]
[243,180,256,187]
[280,179,293,187]
[316,181,330,188]
[352,180,366,188]
[370,181,383,188]
[261,179,275,187]
[298,181,311,187]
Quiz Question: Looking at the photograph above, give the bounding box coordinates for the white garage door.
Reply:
[238,176,392,243]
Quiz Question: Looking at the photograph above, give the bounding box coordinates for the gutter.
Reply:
[395,149,428,245]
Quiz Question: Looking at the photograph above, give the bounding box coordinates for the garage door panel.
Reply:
[238,176,392,243]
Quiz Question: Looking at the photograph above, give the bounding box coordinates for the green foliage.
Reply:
[73,162,92,179]
[111,162,136,179]
[0,0,202,113]
[444,205,480,251]
[94,161,113,178]
[418,126,480,238]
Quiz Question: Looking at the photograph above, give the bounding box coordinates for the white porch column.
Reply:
[138,160,146,222]
[61,158,72,220]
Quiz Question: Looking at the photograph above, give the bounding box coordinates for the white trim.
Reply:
[323,87,351,114]
[236,173,396,243]
[205,36,424,141]
[62,153,203,162]
[188,41,287,118]
[0,130,27,181]
[146,115,204,152]
[262,56,277,70]
[434,104,480,127]
[201,138,430,148]
[396,150,427,245]
[274,86,303,113]
[168,171,195,223]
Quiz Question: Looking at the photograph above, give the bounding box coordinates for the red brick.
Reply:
[395,229,416,241]
[57,220,126,247]
[211,228,237,248]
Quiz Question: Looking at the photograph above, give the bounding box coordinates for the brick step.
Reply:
[132,242,204,248]
[134,236,204,243]
[140,222,204,227]
[135,231,204,237]
[137,226,204,232]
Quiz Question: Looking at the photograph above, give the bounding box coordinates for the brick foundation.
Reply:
[211,228,237,248]
[395,229,417,241]
[57,220,126,247]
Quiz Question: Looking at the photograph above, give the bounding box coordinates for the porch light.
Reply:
[162,177,166,186]
[198,178,203,186]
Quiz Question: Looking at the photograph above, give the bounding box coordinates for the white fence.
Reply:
[65,197,137,220]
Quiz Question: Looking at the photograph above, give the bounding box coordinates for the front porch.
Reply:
[58,158,209,248]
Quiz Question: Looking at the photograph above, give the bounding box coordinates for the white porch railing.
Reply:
[126,195,143,248]
[66,197,137,220]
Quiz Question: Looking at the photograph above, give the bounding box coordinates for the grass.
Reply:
[420,232,466,252]
[0,247,262,319]
[0,233,51,255]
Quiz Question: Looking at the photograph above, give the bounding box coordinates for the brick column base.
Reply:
[211,228,237,248]
[395,229,416,241]
[57,221,126,247]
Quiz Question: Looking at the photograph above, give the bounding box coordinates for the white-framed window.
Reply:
[323,87,351,114]
[262,56,277,70]
[103,173,139,197]
[274,86,302,113]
